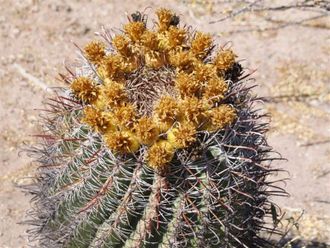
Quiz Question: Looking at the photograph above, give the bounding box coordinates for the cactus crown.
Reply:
[73,8,238,174]
[25,8,286,248]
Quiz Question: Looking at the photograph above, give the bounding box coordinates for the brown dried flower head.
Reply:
[214,49,237,72]
[100,81,128,108]
[167,122,197,149]
[191,32,213,59]
[82,106,114,133]
[147,140,175,171]
[205,105,237,132]
[175,71,200,98]
[84,41,106,66]
[70,77,99,103]
[112,35,132,56]
[124,21,146,42]
[134,116,160,145]
[112,103,137,129]
[179,97,207,126]
[203,77,228,103]
[156,8,174,31]
[105,131,140,153]
[153,95,179,126]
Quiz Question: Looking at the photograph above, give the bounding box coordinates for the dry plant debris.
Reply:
[266,61,330,144]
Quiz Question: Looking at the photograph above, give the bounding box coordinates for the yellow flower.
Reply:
[167,122,196,149]
[112,103,137,129]
[124,21,146,42]
[178,97,207,126]
[112,35,132,56]
[121,56,139,73]
[82,106,115,133]
[141,30,159,50]
[205,105,237,132]
[104,131,140,153]
[154,96,179,124]
[152,118,173,133]
[214,49,237,72]
[70,77,99,103]
[84,41,106,66]
[203,77,228,103]
[191,32,213,59]
[147,140,175,171]
[134,116,160,145]
[100,55,124,80]
[168,49,194,68]
[145,50,164,69]
[156,8,174,31]
[99,81,128,108]
[158,27,186,51]
[193,62,217,82]
[174,71,201,98]
[167,27,186,49]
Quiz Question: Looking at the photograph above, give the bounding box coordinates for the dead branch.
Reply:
[209,0,330,31]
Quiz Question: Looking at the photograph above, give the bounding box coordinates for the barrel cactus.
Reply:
[25,8,285,248]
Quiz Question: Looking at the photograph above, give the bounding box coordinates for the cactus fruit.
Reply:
[25,8,286,248]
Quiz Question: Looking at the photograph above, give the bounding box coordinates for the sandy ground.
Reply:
[0,1,329,247]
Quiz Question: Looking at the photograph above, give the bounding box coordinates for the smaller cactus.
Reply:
[25,8,286,248]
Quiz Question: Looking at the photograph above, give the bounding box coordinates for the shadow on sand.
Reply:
[281,239,329,248]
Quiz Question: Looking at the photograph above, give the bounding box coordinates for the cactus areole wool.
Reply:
[26,8,286,248]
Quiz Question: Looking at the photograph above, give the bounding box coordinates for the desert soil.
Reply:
[0,0,329,247]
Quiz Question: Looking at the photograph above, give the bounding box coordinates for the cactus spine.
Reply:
[25,8,286,248]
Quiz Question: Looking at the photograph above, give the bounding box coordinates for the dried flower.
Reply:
[145,50,164,69]
[134,116,160,145]
[147,140,175,171]
[193,62,217,82]
[112,35,132,56]
[82,106,114,133]
[99,81,128,108]
[205,105,237,132]
[100,54,124,80]
[203,77,228,103]
[121,57,139,73]
[112,103,137,129]
[179,97,207,126]
[70,77,99,103]
[191,32,213,59]
[141,30,159,50]
[167,27,186,49]
[105,131,140,153]
[167,122,196,149]
[168,49,194,68]
[153,95,179,127]
[124,21,146,42]
[84,41,106,66]
[156,8,174,31]
[158,27,186,51]
[174,71,200,98]
[214,49,237,72]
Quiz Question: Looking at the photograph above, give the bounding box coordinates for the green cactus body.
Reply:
[25,8,286,248]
